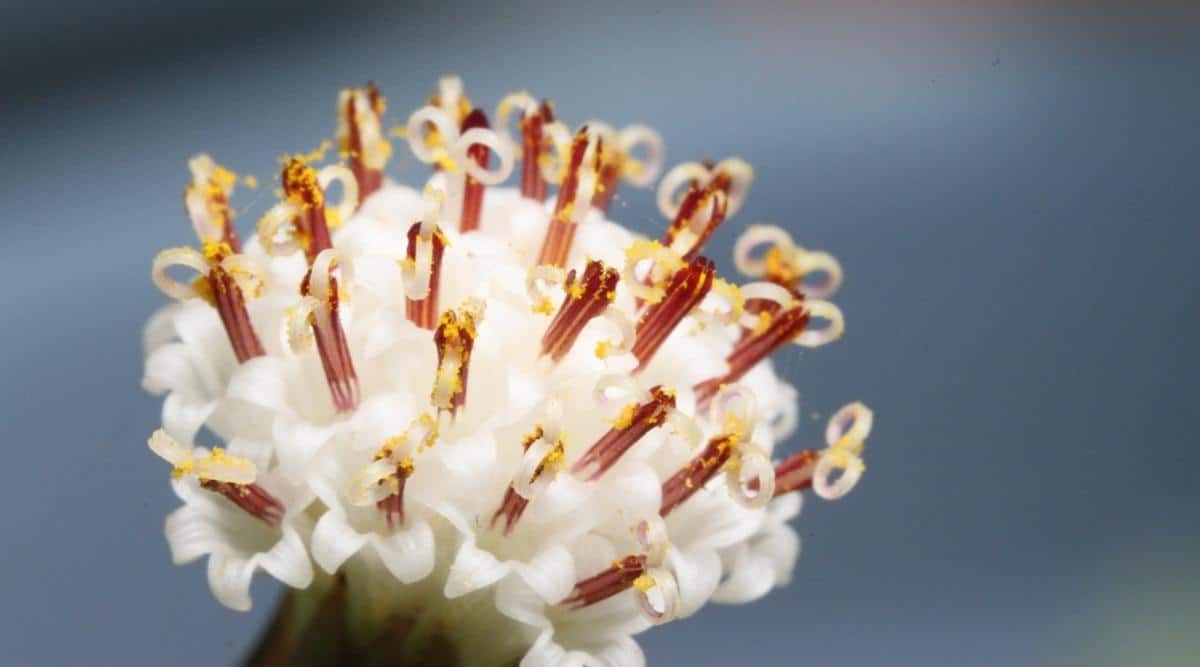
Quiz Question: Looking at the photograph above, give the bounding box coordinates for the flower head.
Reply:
[143,75,875,666]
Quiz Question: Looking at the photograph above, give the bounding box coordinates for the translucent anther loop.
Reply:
[710,384,759,437]
[458,126,515,186]
[634,516,670,565]
[733,225,795,276]
[218,254,266,301]
[151,247,209,300]
[794,299,844,348]
[794,250,844,299]
[592,374,641,410]
[317,164,359,228]
[513,432,559,500]
[622,240,685,304]
[656,162,711,219]
[695,278,745,328]
[737,281,798,328]
[727,441,775,509]
[526,265,567,315]
[712,158,753,216]
[539,121,573,184]
[812,448,865,501]
[257,201,303,256]
[636,567,680,624]
[406,106,459,167]
[308,248,345,304]
[494,91,538,154]
[285,295,321,354]
[184,154,241,247]
[148,429,257,485]
[338,84,390,176]
[617,125,665,187]
[825,401,874,448]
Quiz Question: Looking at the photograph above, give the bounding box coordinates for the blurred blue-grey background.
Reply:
[2,1,1197,665]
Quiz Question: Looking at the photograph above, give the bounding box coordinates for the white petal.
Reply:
[512,543,575,604]
[310,510,368,574]
[667,548,722,618]
[206,551,256,611]
[161,393,216,447]
[371,519,436,584]
[710,544,775,604]
[164,503,224,565]
[444,540,510,598]
[253,524,314,590]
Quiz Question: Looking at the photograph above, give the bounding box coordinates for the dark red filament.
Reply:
[490,427,546,535]
[540,260,619,362]
[200,480,284,526]
[590,140,622,214]
[404,222,447,330]
[301,267,360,413]
[459,108,491,232]
[520,101,555,201]
[562,554,648,609]
[662,180,729,261]
[537,127,591,267]
[343,82,385,203]
[631,256,715,372]
[761,449,820,497]
[282,158,334,264]
[659,434,736,517]
[433,307,479,416]
[572,386,675,480]
[693,302,810,410]
[375,467,413,532]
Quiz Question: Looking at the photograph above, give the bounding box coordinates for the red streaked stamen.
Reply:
[540,259,619,361]
[537,127,592,267]
[590,139,623,214]
[340,82,387,203]
[431,301,483,416]
[631,256,715,372]
[404,222,447,330]
[282,158,335,263]
[572,386,675,480]
[200,242,265,364]
[562,554,648,609]
[662,180,729,261]
[375,460,415,532]
[490,426,563,535]
[301,260,360,413]
[693,301,809,409]
[200,480,284,526]
[520,100,555,200]
[659,434,737,516]
[459,108,491,232]
[766,449,821,497]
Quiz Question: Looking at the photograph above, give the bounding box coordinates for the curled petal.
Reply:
[794,299,844,348]
[656,162,710,219]
[598,307,635,356]
[617,124,665,187]
[256,201,303,256]
[825,401,874,448]
[317,164,359,228]
[636,566,680,625]
[726,442,774,509]
[151,247,208,300]
[634,516,669,566]
[666,408,702,449]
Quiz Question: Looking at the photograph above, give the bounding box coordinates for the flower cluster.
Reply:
[143,76,874,666]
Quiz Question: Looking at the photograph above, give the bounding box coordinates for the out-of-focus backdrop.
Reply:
[2,1,1197,665]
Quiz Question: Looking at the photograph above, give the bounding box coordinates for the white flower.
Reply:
[142,76,875,665]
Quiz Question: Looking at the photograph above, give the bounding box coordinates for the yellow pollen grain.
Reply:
[632,575,655,593]
[610,404,636,429]
[241,175,259,189]
[594,340,612,359]
[389,125,409,138]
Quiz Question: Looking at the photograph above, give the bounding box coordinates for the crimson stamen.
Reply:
[537,127,591,267]
[561,554,648,609]
[520,100,555,200]
[663,181,729,261]
[301,262,360,413]
[282,158,335,263]
[693,301,810,409]
[431,302,482,416]
[340,82,387,203]
[459,108,491,232]
[404,222,447,330]
[200,480,284,526]
[572,386,676,480]
[199,242,265,364]
[659,434,737,516]
[631,256,715,372]
[540,260,619,362]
